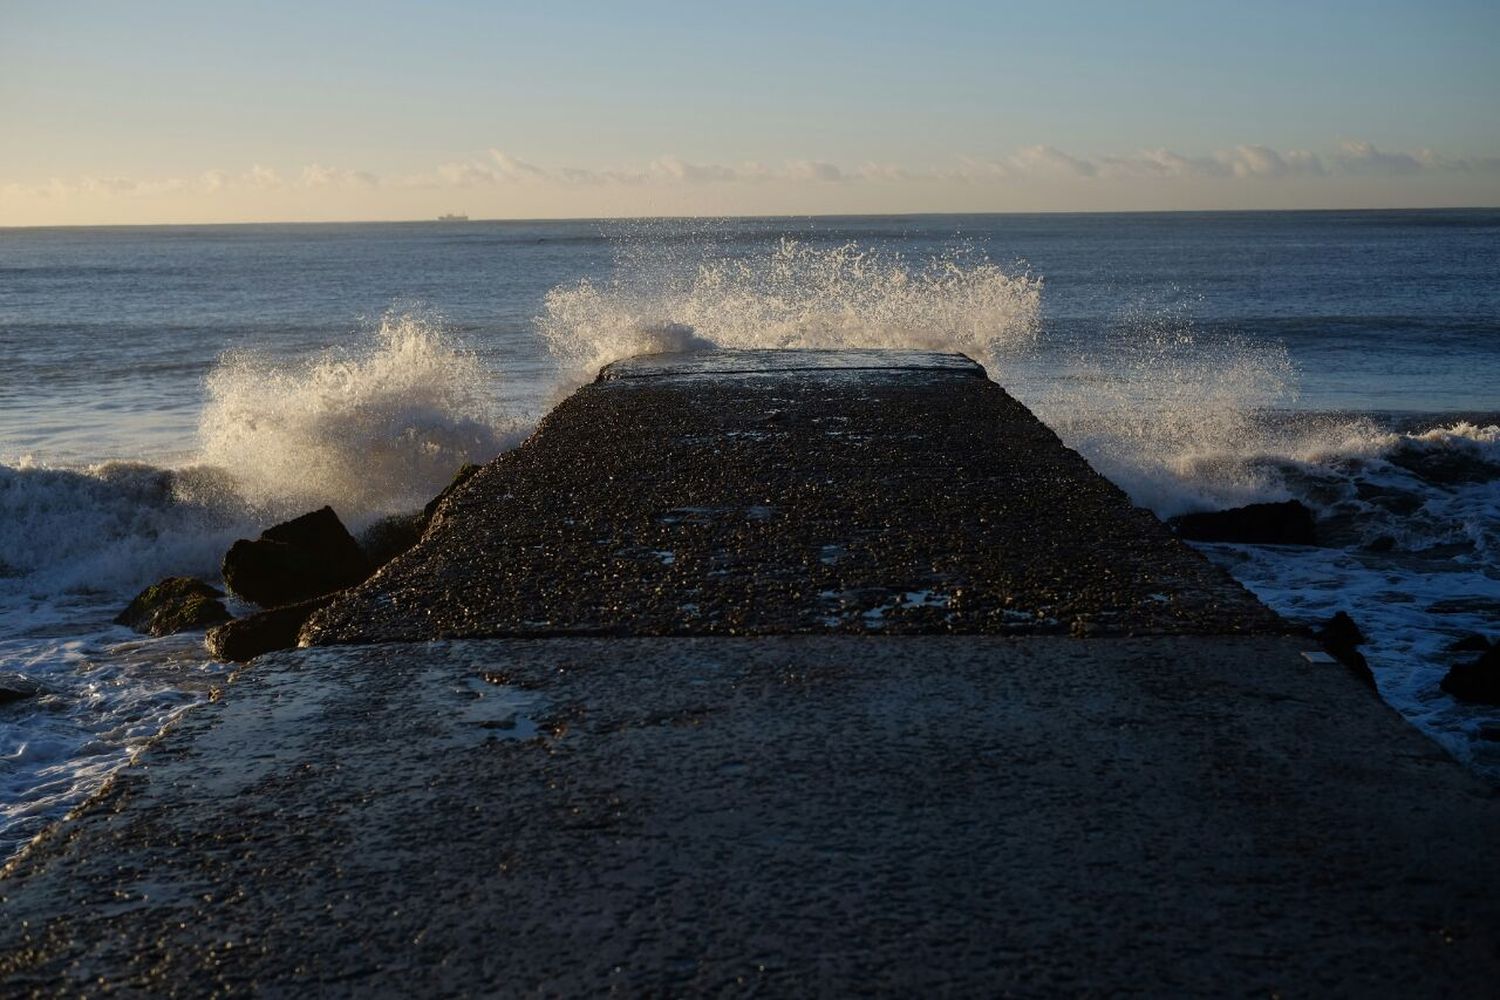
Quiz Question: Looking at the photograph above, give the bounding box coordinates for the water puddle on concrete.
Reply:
[444,672,547,748]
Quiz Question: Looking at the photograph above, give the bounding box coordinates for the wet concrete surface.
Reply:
[303,349,1281,644]
[2,636,1497,996]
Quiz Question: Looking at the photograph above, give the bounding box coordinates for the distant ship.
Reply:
[437,213,469,222]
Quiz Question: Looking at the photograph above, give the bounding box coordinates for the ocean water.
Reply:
[2,211,1498,858]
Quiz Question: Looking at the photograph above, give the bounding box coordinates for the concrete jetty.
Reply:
[2,350,1497,996]
[302,348,1279,643]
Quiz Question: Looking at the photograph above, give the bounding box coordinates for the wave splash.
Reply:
[537,238,1044,378]
[1012,302,1305,516]
[197,311,519,523]
[1,312,518,602]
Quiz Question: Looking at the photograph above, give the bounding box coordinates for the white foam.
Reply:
[197,310,522,524]
[537,238,1042,380]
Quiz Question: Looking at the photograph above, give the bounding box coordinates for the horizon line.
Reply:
[4,203,1499,231]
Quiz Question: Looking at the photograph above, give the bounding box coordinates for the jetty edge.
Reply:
[0,349,1494,996]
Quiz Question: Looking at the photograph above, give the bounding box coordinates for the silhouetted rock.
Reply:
[205,595,336,663]
[1314,611,1376,691]
[359,512,426,570]
[1440,646,1500,705]
[1316,611,1367,648]
[221,506,369,607]
[114,577,231,636]
[1448,633,1492,654]
[1168,500,1317,546]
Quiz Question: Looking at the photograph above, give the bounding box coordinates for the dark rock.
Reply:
[355,464,483,572]
[221,506,369,607]
[1387,444,1500,486]
[1315,611,1367,648]
[1440,646,1500,705]
[423,463,482,522]
[1328,645,1376,691]
[0,673,40,705]
[1313,611,1376,691]
[1354,482,1425,516]
[114,577,231,636]
[205,595,337,663]
[1448,634,1492,654]
[359,512,426,570]
[1168,500,1317,546]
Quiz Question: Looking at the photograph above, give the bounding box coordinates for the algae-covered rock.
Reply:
[114,577,232,636]
[222,506,369,607]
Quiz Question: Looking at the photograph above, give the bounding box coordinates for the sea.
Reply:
[2,210,1498,859]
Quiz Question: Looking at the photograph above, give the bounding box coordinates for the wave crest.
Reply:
[537,238,1043,377]
[197,311,517,522]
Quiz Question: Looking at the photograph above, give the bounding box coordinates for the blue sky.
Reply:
[3,0,1497,222]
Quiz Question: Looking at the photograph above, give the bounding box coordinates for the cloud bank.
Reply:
[3,139,1496,222]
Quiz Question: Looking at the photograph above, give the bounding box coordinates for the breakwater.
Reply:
[303,349,1279,643]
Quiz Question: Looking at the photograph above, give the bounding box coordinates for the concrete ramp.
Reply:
[2,349,1496,996]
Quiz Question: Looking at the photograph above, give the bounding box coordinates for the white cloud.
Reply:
[488,150,547,180]
[650,156,738,183]
[1214,144,1325,178]
[1099,149,1229,179]
[1009,145,1096,177]
[244,164,285,190]
[786,160,846,183]
[299,164,378,188]
[1336,140,1423,175]
[858,162,926,182]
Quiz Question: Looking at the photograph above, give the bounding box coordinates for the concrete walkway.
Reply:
[2,636,1496,995]
[2,350,1496,996]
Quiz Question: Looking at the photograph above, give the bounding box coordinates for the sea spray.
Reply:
[1007,301,1306,515]
[197,311,519,523]
[537,238,1044,379]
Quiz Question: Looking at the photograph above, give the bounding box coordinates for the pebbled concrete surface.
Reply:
[2,635,1497,996]
[303,349,1281,644]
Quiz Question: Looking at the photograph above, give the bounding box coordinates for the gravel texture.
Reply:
[303,349,1281,644]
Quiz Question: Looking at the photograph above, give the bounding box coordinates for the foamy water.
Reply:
[198,311,523,521]
[538,238,1043,380]
[2,213,1498,861]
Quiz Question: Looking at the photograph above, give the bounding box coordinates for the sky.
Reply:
[2,0,1497,224]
